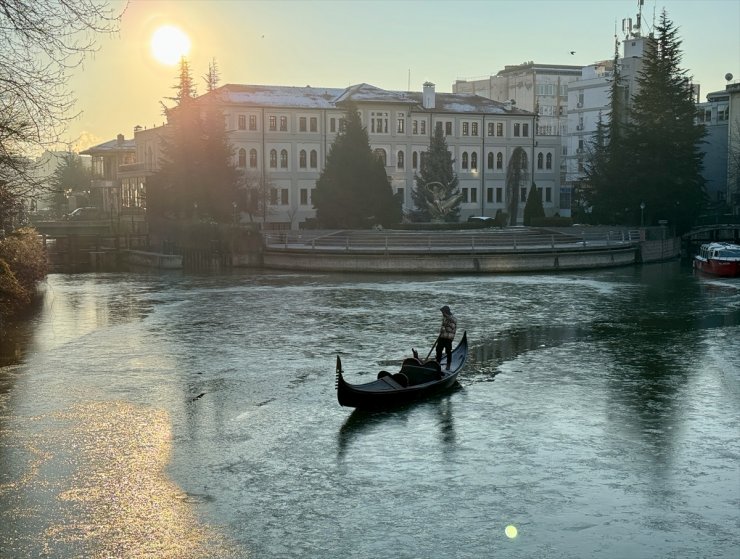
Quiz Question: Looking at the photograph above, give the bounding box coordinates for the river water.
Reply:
[0,262,738,558]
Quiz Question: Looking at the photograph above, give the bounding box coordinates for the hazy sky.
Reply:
[66,0,739,151]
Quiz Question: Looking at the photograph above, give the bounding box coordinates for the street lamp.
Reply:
[232,201,238,225]
[640,201,645,227]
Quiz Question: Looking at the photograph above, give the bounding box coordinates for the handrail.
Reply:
[263,229,641,252]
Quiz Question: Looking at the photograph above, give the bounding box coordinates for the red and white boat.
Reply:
[693,242,740,277]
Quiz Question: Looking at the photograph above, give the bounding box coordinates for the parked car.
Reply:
[64,207,104,220]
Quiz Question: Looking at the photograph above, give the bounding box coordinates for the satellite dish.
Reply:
[726,73,734,82]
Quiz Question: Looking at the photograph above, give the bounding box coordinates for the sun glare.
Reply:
[151,25,191,66]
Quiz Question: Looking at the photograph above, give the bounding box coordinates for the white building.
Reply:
[130,81,563,228]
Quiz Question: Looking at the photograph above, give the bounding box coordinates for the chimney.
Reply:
[422,82,436,109]
[116,133,124,145]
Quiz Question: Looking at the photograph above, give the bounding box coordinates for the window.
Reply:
[397,151,404,169]
[374,148,387,166]
[270,188,278,205]
[445,121,452,136]
[397,118,405,134]
[487,152,494,170]
[487,188,494,203]
[462,122,469,136]
[249,149,257,168]
[471,152,477,171]
[412,151,418,169]
[330,118,336,133]
[280,116,288,131]
[339,118,346,132]
[249,115,257,130]
[299,117,307,132]
[496,187,503,203]
[461,188,469,203]
[520,152,528,170]
[462,152,468,170]
[280,149,288,168]
[488,122,495,136]
[238,115,246,130]
[238,148,246,167]
[420,120,426,135]
[371,112,389,134]
[269,149,277,168]
[546,153,552,170]
[269,116,277,131]
[310,117,318,132]
[413,120,418,135]
[299,150,307,168]
[537,153,544,170]
[514,123,520,137]
[397,187,404,202]
[281,189,289,205]
[471,122,479,136]
[496,152,503,170]
[522,123,529,137]
[470,188,477,203]
[310,150,318,168]
[545,187,552,202]
[300,188,308,205]
[497,122,503,136]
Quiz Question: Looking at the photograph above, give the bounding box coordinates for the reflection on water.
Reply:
[0,401,242,558]
[1,265,738,558]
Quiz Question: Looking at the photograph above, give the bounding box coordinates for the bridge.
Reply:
[683,222,740,245]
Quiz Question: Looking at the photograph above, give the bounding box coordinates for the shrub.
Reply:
[0,227,48,316]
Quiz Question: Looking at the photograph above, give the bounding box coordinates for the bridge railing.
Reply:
[264,229,641,252]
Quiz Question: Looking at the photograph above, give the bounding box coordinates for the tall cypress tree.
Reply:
[412,124,460,222]
[505,147,528,225]
[313,103,401,228]
[621,11,706,232]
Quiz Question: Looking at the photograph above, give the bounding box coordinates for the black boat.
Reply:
[335,332,468,409]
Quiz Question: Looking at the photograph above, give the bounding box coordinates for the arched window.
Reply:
[238,148,247,168]
[269,149,277,168]
[520,152,528,170]
[412,151,418,169]
[462,152,468,169]
[546,153,553,170]
[496,152,503,170]
[397,151,404,169]
[299,150,307,168]
[280,149,288,168]
[310,150,318,168]
[249,149,257,168]
[471,152,478,171]
[537,152,544,170]
[487,152,494,170]
[374,148,387,166]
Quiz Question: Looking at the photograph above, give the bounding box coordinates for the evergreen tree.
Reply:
[620,11,706,232]
[505,147,529,225]
[412,124,460,222]
[148,57,239,222]
[313,103,401,228]
[49,152,90,215]
[523,183,545,225]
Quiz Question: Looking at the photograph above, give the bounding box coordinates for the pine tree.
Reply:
[412,124,460,222]
[523,183,545,225]
[49,152,91,215]
[148,57,239,222]
[313,103,401,228]
[620,11,706,232]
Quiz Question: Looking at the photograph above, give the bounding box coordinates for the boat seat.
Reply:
[377,370,392,380]
[391,372,409,387]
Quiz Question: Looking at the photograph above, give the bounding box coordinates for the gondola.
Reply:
[335,332,468,409]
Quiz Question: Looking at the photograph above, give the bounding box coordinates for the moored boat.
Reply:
[335,332,468,409]
[693,242,740,277]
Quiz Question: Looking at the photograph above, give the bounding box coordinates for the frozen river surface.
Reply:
[0,262,738,558]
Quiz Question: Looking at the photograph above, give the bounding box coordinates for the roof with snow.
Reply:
[207,82,532,115]
[80,136,136,155]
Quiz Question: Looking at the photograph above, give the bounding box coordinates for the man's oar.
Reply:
[425,339,438,361]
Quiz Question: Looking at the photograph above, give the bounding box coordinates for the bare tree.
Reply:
[239,170,273,223]
[1,0,121,200]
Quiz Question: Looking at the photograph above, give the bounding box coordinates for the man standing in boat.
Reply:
[436,305,457,370]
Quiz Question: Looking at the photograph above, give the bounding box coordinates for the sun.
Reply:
[150,25,191,66]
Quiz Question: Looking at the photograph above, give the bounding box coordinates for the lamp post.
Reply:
[232,201,238,225]
[640,201,645,227]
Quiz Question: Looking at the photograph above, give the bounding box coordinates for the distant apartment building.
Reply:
[99,81,563,228]
[697,90,730,209]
